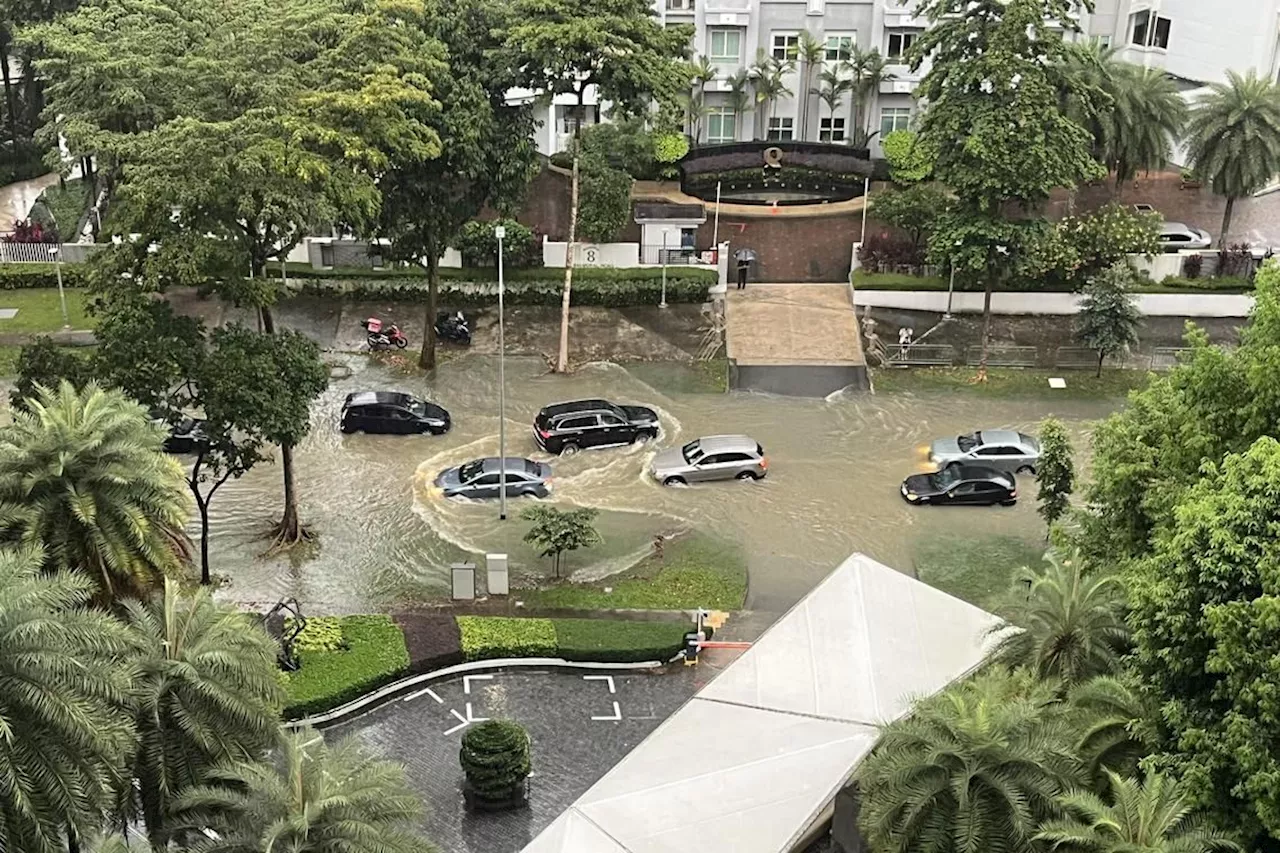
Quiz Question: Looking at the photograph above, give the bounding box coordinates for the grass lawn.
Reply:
[0,289,93,333]
[284,615,410,719]
[872,366,1149,399]
[516,532,747,611]
[912,534,1048,618]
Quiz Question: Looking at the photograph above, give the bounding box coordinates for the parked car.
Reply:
[928,429,1041,475]
[155,417,207,455]
[1158,222,1212,252]
[432,457,552,500]
[650,435,767,486]
[340,391,450,435]
[900,465,1018,506]
[533,398,660,455]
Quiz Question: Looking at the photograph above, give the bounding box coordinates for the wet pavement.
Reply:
[0,173,58,233]
[326,667,706,853]
[727,285,864,365]
[201,353,1120,615]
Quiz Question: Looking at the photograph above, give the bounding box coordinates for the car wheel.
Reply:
[1016,465,1035,475]
[663,476,686,487]
[735,470,759,481]
[561,442,580,456]
[633,431,654,445]
[1000,499,1017,507]
[522,488,538,497]
[340,422,355,434]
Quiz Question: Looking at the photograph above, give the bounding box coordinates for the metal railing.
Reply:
[0,242,105,263]
[1053,347,1122,371]
[640,245,717,266]
[885,343,956,366]
[1150,347,1191,371]
[965,345,1038,367]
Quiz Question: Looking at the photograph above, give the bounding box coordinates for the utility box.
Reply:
[486,553,509,595]
[451,562,476,601]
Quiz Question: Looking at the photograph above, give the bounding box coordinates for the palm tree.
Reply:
[816,68,854,142]
[1061,39,1122,159]
[1037,770,1239,853]
[172,727,427,853]
[1068,675,1152,788]
[0,381,193,602]
[727,69,753,141]
[792,31,826,140]
[0,546,136,853]
[687,56,718,141]
[986,550,1129,684]
[846,46,894,146]
[1108,65,1187,197]
[857,670,1080,853]
[749,51,793,140]
[1186,69,1280,246]
[121,579,285,846]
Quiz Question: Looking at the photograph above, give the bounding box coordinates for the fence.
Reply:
[1150,346,1191,370]
[965,345,1038,367]
[884,344,956,366]
[639,244,719,266]
[0,242,105,263]
[1052,347,1127,371]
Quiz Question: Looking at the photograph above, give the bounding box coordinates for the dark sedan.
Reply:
[340,391,450,435]
[900,465,1017,507]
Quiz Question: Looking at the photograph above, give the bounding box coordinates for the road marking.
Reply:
[466,702,488,724]
[402,686,444,704]
[592,701,622,722]
[463,674,493,694]
[583,675,616,694]
[443,704,488,736]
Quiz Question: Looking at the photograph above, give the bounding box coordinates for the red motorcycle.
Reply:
[362,317,408,351]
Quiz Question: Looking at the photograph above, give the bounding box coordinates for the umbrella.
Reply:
[734,248,758,263]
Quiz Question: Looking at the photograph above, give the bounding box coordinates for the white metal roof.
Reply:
[522,553,1006,853]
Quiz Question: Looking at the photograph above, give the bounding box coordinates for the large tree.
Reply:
[1186,70,1280,247]
[0,546,135,853]
[1107,65,1187,196]
[915,0,1104,378]
[505,0,688,372]
[1075,261,1143,377]
[120,579,284,847]
[0,381,192,602]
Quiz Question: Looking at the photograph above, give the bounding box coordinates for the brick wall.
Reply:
[480,165,573,241]
[697,211,859,283]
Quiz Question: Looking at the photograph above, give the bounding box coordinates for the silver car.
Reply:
[929,429,1041,475]
[1158,221,1212,251]
[650,435,767,486]
[432,457,552,500]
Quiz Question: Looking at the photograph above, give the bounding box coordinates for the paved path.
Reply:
[726,284,865,365]
[0,173,58,232]
[853,288,1255,318]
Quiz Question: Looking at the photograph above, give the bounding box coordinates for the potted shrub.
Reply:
[460,720,532,812]
[1183,253,1203,279]
[1180,167,1202,189]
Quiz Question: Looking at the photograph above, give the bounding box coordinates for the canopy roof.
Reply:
[522,552,1006,853]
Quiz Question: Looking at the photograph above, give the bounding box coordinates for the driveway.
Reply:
[324,667,706,853]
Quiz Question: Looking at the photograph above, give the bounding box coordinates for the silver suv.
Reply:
[929,429,1041,475]
[650,435,767,486]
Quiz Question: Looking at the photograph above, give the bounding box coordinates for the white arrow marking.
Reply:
[591,701,622,722]
[583,675,616,694]
[466,702,488,723]
[463,674,493,694]
[402,686,444,704]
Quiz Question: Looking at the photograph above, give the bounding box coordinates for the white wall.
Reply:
[542,239,641,268]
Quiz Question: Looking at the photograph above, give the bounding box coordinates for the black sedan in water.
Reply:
[900,465,1018,507]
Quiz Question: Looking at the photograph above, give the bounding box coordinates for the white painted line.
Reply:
[450,708,467,724]
[425,687,443,703]
[583,675,616,694]
[591,701,622,722]
[401,686,445,704]
[444,718,470,736]
[466,702,488,723]
[463,674,494,694]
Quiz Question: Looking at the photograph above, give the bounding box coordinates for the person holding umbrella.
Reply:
[734,248,757,290]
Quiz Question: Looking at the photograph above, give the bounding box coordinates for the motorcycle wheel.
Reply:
[395,337,408,349]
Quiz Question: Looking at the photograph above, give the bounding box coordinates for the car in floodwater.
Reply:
[533,398,660,455]
[340,391,451,435]
[900,465,1017,506]
[432,457,553,500]
[928,429,1041,475]
[650,435,767,486]
[149,410,208,455]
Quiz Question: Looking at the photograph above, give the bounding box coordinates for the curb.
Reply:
[287,657,665,730]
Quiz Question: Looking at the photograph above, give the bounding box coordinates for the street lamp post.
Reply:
[659,230,669,309]
[944,239,962,320]
[48,246,69,329]
[496,225,508,522]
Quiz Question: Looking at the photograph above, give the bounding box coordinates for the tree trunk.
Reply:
[976,272,994,382]
[1096,349,1105,379]
[0,26,16,148]
[277,442,303,542]
[557,123,580,373]
[419,244,439,370]
[1219,196,1236,249]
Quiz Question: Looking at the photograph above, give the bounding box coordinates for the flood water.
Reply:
[202,354,1122,614]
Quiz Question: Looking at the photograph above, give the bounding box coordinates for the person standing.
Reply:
[736,256,750,289]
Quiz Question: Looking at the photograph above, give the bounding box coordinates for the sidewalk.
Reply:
[853,288,1255,318]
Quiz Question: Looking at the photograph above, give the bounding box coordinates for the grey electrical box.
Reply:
[487,553,509,595]
[451,562,476,600]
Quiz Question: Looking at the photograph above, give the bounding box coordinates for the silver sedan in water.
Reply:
[650,435,768,486]
[928,429,1041,475]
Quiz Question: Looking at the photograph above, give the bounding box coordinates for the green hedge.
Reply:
[1156,275,1252,292]
[552,619,686,663]
[0,265,89,290]
[283,616,410,719]
[296,272,712,306]
[271,263,717,283]
[458,616,558,661]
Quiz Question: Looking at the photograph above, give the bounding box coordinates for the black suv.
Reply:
[341,391,451,435]
[534,398,660,455]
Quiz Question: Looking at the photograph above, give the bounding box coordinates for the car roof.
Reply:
[345,391,415,407]
[688,434,761,454]
[1159,222,1190,232]
[540,399,617,417]
[475,457,542,474]
[955,465,1015,484]
[977,429,1023,446]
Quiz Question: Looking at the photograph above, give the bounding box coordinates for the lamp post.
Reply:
[859,175,870,246]
[496,225,508,522]
[48,246,69,329]
[944,239,962,320]
[659,230,669,309]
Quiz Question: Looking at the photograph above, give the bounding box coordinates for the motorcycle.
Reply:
[434,311,471,346]
[362,317,408,351]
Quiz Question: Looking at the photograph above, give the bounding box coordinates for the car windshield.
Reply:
[681,440,703,464]
[458,460,484,483]
[930,467,962,489]
[1018,432,1040,451]
[408,399,427,417]
[607,403,627,419]
[956,433,979,452]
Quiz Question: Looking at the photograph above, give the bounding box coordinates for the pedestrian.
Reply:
[736,257,750,289]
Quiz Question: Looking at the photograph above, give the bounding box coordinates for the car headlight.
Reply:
[906,493,919,501]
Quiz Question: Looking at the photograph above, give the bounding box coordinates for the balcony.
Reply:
[665,0,695,14]
[883,0,926,28]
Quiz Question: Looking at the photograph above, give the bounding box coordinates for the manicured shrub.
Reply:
[0,264,89,290]
[394,613,464,672]
[1183,252,1204,279]
[289,616,347,653]
[283,616,410,719]
[295,272,712,306]
[460,720,532,809]
[457,616,557,661]
[551,619,687,663]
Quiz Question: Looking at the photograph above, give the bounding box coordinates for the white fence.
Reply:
[0,242,105,263]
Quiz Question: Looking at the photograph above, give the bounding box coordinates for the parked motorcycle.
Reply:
[434,311,471,346]
[362,317,408,351]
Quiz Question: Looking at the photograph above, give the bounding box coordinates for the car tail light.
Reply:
[1010,489,1017,498]
[538,428,552,439]
[760,457,769,470]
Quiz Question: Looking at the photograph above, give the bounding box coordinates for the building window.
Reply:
[879,107,911,139]
[707,107,736,143]
[771,32,799,61]
[1130,10,1171,49]
[709,29,741,62]
[666,0,693,9]
[886,30,918,60]
[767,116,794,141]
[824,33,855,62]
[807,0,824,13]
[820,117,846,142]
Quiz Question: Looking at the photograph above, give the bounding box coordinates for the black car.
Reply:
[900,465,1017,506]
[149,410,208,455]
[533,398,660,455]
[340,391,450,435]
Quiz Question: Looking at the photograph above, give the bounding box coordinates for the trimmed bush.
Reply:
[283,616,410,719]
[289,616,347,653]
[1158,275,1252,292]
[551,619,686,663]
[394,613,464,672]
[460,720,532,810]
[458,616,558,661]
[295,272,712,306]
[0,265,89,290]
